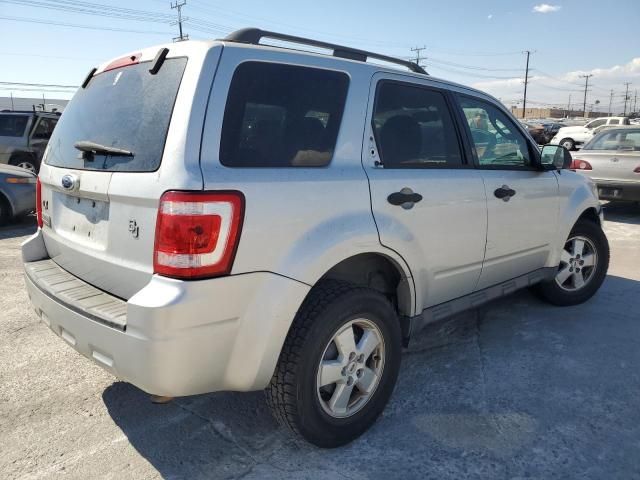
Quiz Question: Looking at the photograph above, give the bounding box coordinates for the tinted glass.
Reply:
[588,119,606,128]
[587,129,640,151]
[373,82,462,168]
[0,115,29,137]
[33,117,58,139]
[609,119,620,125]
[220,62,349,167]
[45,58,187,172]
[459,96,531,168]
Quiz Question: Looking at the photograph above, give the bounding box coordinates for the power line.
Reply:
[0,81,78,88]
[0,15,172,35]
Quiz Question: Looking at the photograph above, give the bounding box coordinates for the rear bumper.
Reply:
[22,230,310,397]
[593,179,640,202]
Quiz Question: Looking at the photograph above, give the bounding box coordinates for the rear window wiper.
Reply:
[74,140,134,159]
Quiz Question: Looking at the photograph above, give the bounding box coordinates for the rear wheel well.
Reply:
[577,207,601,227]
[318,253,412,318]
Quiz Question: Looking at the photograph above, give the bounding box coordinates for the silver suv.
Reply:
[0,111,59,172]
[22,29,609,447]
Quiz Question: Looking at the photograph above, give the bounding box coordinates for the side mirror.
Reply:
[540,144,572,170]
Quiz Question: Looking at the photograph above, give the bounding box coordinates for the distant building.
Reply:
[509,107,610,119]
[0,96,69,113]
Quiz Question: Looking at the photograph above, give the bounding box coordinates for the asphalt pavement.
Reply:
[1,204,639,479]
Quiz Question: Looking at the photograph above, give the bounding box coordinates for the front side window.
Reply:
[372,82,463,168]
[220,62,349,167]
[0,115,29,137]
[458,96,531,168]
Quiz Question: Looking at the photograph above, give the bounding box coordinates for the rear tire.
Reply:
[9,154,39,173]
[266,280,402,447]
[559,138,575,151]
[0,194,11,226]
[536,219,609,306]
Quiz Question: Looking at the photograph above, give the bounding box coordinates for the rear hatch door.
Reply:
[38,44,220,299]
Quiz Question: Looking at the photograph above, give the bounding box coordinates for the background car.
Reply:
[0,164,37,225]
[551,117,630,151]
[520,120,547,144]
[571,127,640,202]
[0,111,59,173]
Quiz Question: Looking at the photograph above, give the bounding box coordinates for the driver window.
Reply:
[458,96,531,168]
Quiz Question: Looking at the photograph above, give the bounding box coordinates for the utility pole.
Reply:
[170,1,188,42]
[623,82,631,116]
[566,94,571,118]
[10,92,14,111]
[410,46,427,69]
[634,89,638,114]
[580,74,593,118]
[522,50,532,119]
[608,89,614,116]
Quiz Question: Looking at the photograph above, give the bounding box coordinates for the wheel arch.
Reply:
[0,189,15,219]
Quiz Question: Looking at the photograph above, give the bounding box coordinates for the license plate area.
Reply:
[51,192,110,248]
[598,187,621,198]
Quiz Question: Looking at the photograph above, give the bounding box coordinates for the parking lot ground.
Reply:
[1,204,640,480]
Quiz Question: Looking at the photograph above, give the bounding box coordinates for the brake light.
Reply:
[103,53,142,72]
[153,191,244,279]
[570,159,593,171]
[36,177,43,228]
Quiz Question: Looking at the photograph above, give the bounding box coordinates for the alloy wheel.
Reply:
[316,318,385,418]
[555,235,598,291]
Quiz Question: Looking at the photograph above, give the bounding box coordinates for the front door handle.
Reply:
[494,185,516,202]
[387,187,423,209]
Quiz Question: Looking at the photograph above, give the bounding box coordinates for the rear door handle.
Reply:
[494,185,516,201]
[387,188,423,209]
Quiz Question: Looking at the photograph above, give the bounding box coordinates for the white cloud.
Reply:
[533,4,561,13]
[469,57,640,111]
[487,14,493,20]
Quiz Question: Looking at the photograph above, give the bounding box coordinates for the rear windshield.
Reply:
[0,115,29,137]
[220,62,349,167]
[45,58,187,172]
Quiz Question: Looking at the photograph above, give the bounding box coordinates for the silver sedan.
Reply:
[0,164,36,224]
[571,127,640,202]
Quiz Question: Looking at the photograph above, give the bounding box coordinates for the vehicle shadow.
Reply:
[0,215,37,240]
[603,202,640,225]
[103,274,640,478]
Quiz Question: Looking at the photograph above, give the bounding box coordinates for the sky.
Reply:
[1,0,639,113]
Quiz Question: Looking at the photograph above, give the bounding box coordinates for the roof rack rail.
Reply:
[223,28,428,75]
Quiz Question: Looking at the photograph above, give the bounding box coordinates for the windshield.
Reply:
[45,58,187,172]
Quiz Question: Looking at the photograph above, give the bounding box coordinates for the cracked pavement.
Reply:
[1,203,640,479]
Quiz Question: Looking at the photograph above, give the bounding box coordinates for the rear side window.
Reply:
[45,58,187,172]
[0,115,28,137]
[372,82,463,168]
[609,119,620,125]
[220,62,349,167]
[33,117,58,139]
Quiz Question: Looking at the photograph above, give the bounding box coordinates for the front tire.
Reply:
[536,219,609,306]
[559,137,575,151]
[267,280,402,447]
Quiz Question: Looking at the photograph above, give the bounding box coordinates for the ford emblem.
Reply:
[61,174,78,191]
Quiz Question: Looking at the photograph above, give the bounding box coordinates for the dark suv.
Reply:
[0,111,59,173]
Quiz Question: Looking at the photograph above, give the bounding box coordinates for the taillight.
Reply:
[153,191,244,279]
[36,177,43,228]
[570,159,593,171]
